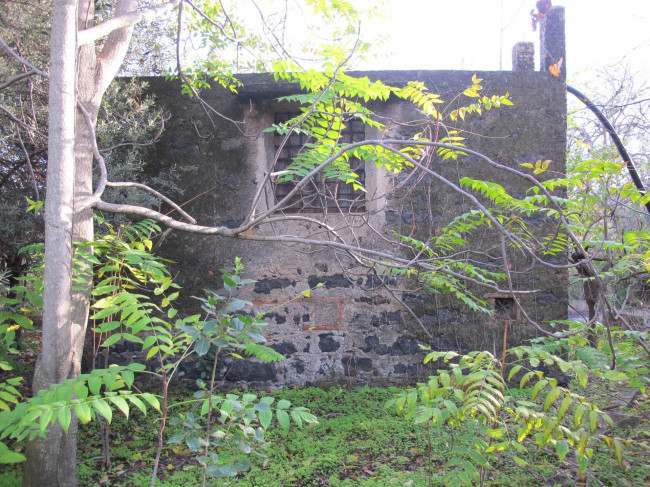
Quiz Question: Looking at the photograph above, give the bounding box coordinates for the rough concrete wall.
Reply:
[139,69,567,388]
[369,70,568,349]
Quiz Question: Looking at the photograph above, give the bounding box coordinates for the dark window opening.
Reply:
[273,112,366,213]
[494,297,516,319]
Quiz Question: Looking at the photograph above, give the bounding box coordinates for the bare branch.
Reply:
[249,0,298,64]
[0,36,49,77]
[100,113,167,153]
[595,97,650,110]
[0,148,46,190]
[15,125,39,200]
[501,235,592,338]
[76,101,107,210]
[173,4,248,129]
[91,136,590,285]
[183,0,239,44]
[0,105,47,138]
[93,200,236,235]
[77,0,180,46]
[106,182,196,224]
[76,100,195,223]
[93,197,542,297]
[0,70,39,90]
[96,0,139,93]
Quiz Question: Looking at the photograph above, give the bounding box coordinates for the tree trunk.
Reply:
[23,0,137,485]
[72,0,99,382]
[23,0,78,485]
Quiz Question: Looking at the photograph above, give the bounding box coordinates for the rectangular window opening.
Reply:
[273,112,366,213]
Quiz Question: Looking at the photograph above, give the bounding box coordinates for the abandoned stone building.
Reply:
[139,7,568,387]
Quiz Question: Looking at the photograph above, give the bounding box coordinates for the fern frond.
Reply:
[243,343,285,363]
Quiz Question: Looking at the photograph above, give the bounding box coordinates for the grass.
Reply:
[1,384,648,486]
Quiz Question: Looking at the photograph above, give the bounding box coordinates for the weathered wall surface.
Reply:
[139,66,567,387]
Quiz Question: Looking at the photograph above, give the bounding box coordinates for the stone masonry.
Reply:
[133,7,568,387]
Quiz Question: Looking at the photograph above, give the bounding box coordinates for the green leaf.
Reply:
[575,366,588,388]
[93,399,112,423]
[168,434,184,444]
[121,370,134,389]
[74,402,92,423]
[604,370,628,381]
[0,391,16,406]
[186,436,200,451]
[72,381,89,401]
[513,456,529,467]
[39,409,53,433]
[11,314,33,329]
[0,442,26,464]
[126,395,147,415]
[108,395,130,418]
[557,396,573,421]
[507,365,522,381]
[295,408,317,425]
[227,298,248,312]
[142,335,157,350]
[90,306,121,321]
[519,371,535,389]
[92,321,121,333]
[219,465,237,477]
[291,409,302,428]
[531,379,548,399]
[613,439,623,465]
[88,375,102,396]
[101,333,122,348]
[195,339,210,356]
[259,408,272,429]
[55,385,72,403]
[555,439,570,461]
[146,346,160,360]
[104,372,120,391]
[517,426,529,442]
[543,387,560,411]
[589,410,598,433]
[467,449,488,467]
[142,393,160,411]
[574,404,586,428]
[276,409,290,432]
[58,406,72,434]
[121,333,143,345]
[244,343,284,362]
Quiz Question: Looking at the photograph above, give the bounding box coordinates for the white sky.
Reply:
[356,0,650,80]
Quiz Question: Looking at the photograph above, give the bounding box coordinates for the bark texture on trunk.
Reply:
[23,0,78,484]
[23,0,138,485]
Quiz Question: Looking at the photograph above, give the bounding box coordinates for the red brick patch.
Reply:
[254,297,348,330]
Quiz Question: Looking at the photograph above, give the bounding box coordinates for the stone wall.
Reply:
[136,65,568,388]
[132,8,569,387]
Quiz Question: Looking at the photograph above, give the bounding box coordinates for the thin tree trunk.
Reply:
[23,0,138,485]
[23,0,78,485]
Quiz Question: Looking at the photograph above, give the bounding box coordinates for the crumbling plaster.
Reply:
[118,4,573,388]
[136,66,569,388]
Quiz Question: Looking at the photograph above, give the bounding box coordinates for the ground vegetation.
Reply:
[0,1,648,486]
